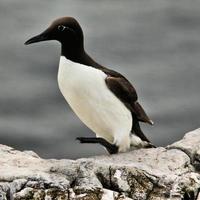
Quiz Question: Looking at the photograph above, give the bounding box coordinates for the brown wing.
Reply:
[105,76,153,125]
[105,75,153,142]
[74,52,153,142]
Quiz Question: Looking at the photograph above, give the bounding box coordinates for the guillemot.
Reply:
[25,17,155,154]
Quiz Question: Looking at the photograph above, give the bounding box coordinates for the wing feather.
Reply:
[105,76,153,125]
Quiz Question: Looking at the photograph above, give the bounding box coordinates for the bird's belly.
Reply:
[58,57,132,143]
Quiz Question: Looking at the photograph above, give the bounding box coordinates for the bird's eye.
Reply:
[57,25,66,31]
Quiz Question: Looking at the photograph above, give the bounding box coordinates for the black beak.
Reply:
[24,32,49,45]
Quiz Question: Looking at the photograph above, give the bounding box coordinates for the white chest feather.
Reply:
[57,56,132,151]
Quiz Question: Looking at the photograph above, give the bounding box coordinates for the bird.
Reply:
[25,17,155,154]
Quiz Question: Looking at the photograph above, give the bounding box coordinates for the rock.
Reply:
[0,129,200,200]
[168,128,200,161]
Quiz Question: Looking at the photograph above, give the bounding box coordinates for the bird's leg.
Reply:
[76,137,118,154]
[131,114,156,148]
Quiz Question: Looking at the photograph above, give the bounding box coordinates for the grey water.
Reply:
[0,0,199,158]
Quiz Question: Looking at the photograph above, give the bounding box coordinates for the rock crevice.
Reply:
[0,128,200,199]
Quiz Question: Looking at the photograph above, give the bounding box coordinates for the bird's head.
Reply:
[25,17,84,55]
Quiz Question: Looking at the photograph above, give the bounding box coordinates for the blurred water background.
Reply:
[0,0,199,158]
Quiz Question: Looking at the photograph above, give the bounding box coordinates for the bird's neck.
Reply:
[61,45,102,69]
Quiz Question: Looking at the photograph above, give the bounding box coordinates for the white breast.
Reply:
[57,56,132,152]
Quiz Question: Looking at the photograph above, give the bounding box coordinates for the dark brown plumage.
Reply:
[25,16,155,153]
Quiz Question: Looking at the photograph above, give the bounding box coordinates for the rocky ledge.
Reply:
[0,129,200,200]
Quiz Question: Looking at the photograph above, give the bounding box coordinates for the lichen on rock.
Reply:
[0,128,200,199]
